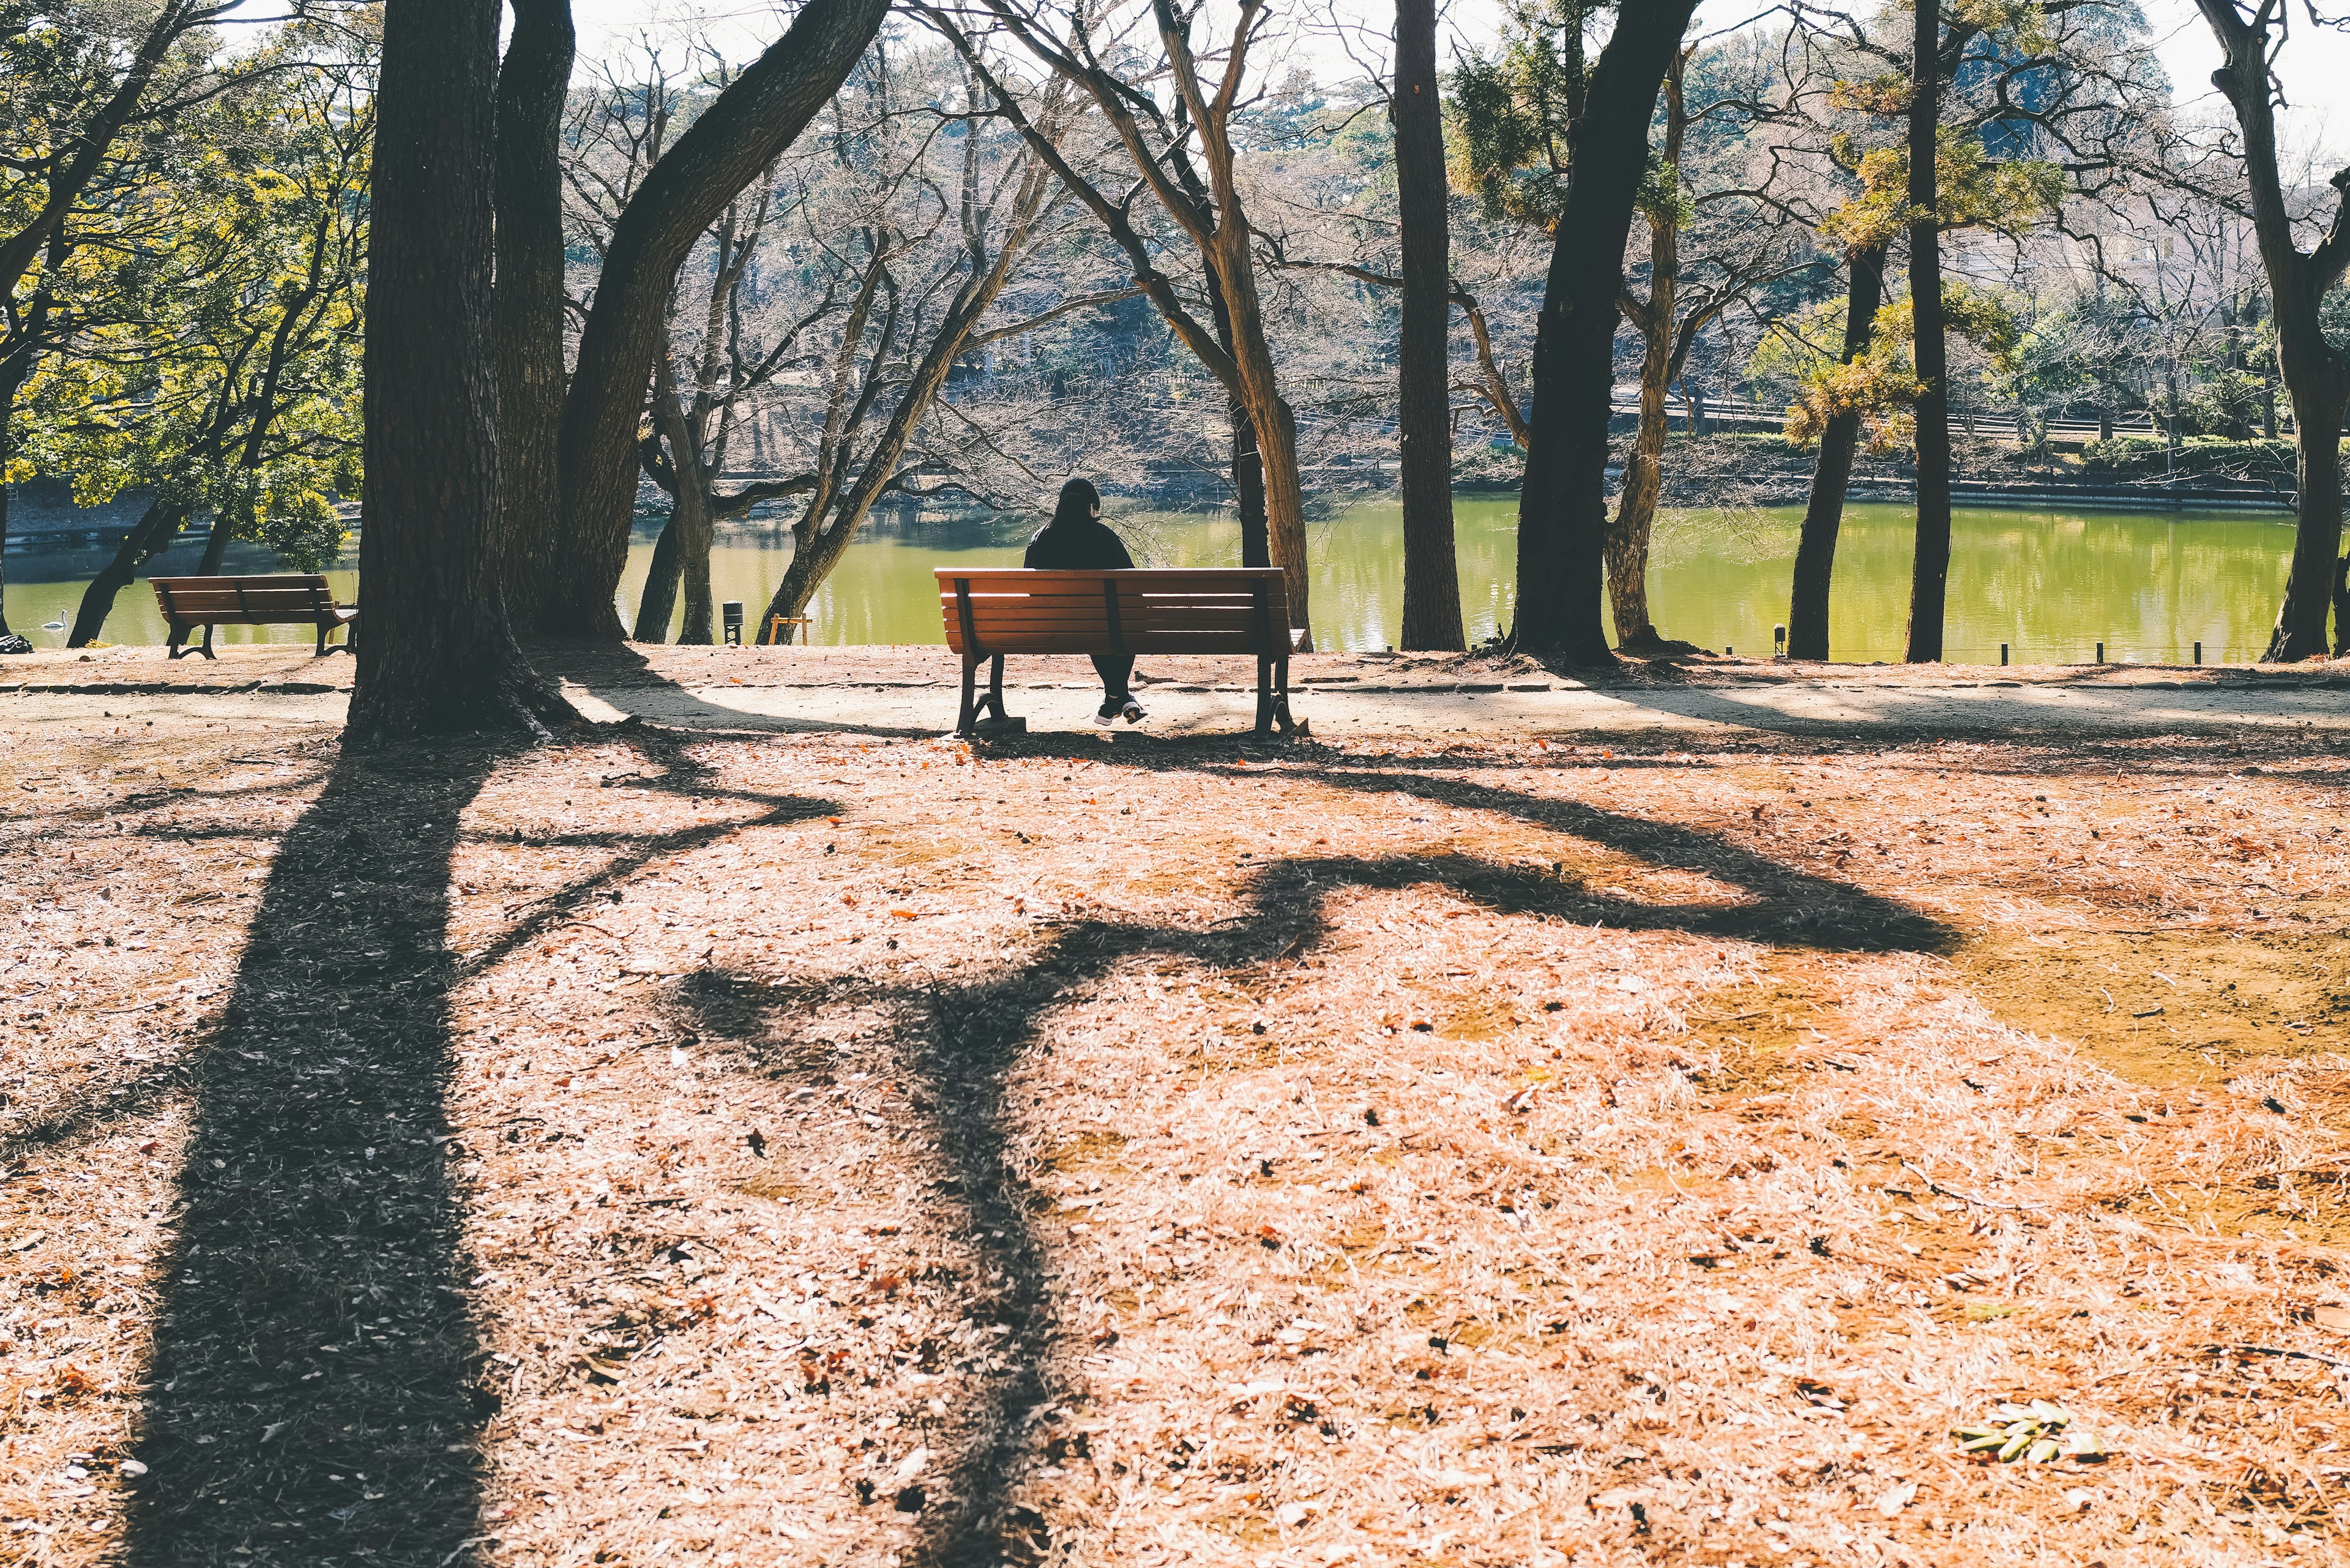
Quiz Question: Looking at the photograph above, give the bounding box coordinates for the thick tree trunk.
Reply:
[196,519,231,574]
[348,0,567,741]
[493,0,575,635]
[1903,0,1952,665]
[1787,244,1885,662]
[1393,0,1463,652]
[1509,0,1698,660]
[546,0,890,640]
[2272,379,2347,659]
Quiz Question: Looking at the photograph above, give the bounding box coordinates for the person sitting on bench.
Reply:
[1023,477,1147,727]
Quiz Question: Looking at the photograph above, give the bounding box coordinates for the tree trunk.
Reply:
[1608,158,1681,648]
[2272,378,2346,659]
[1903,0,1952,665]
[1509,0,1698,660]
[493,0,575,635]
[1789,244,1886,662]
[1607,299,1670,643]
[546,0,889,640]
[348,0,567,741]
[69,499,191,646]
[632,509,684,641]
[1232,402,1269,569]
[1393,0,1463,652]
[1204,227,1315,648]
[1202,267,1270,569]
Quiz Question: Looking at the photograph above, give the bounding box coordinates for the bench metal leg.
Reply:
[167,623,188,660]
[957,654,980,735]
[1255,653,1299,737]
[985,655,1007,722]
[179,622,217,660]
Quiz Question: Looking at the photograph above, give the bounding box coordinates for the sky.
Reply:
[558,0,2350,146]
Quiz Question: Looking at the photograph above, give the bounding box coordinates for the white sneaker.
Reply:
[1093,707,1119,728]
[1121,698,1147,725]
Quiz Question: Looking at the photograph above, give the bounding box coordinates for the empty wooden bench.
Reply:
[936,567,1305,736]
[152,574,357,659]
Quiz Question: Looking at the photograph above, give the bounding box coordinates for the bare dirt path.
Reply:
[2,648,2347,1566]
[7,643,2348,739]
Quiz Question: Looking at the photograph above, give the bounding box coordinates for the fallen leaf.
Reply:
[1873,1480,1917,1517]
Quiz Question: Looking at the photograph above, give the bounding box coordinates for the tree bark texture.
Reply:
[2193,2,2350,659]
[1903,0,1952,665]
[1787,243,1886,662]
[348,0,563,741]
[493,0,575,635]
[546,0,890,640]
[1393,0,1463,651]
[1508,0,1698,661]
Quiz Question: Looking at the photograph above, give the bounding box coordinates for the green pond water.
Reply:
[1,495,2300,663]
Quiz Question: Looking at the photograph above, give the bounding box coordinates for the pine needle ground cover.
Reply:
[1,709,2346,1566]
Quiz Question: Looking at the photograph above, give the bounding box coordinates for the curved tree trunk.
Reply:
[1788,243,1886,662]
[1903,0,1952,665]
[69,499,191,646]
[1509,0,1698,661]
[493,0,575,635]
[632,509,684,641]
[546,0,890,641]
[348,0,569,741]
[1394,0,1463,652]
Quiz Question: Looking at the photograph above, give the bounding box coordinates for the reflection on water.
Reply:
[1,495,2298,662]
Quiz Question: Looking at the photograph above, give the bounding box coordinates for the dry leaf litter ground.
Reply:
[1,673,2348,1567]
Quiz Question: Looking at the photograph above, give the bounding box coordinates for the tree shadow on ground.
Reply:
[114,728,840,1567]
[123,740,505,1566]
[671,801,1959,1563]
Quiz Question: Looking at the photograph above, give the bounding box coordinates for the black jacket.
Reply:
[1024,517,1134,570]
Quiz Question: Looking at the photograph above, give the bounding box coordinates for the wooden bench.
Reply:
[936,567,1305,736]
[151,574,357,659]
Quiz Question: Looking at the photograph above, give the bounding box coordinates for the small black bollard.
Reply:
[1773,624,1788,658]
[2193,641,2202,665]
[722,601,743,646]
[2001,643,2009,666]
[2095,641,2104,664]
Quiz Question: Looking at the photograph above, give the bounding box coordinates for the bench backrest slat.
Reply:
[935,568,1296,657]
[152,575,344,625]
